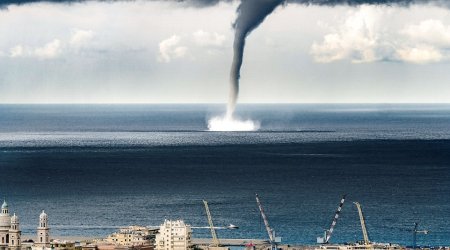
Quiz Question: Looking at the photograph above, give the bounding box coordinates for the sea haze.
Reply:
[0,104,449,246]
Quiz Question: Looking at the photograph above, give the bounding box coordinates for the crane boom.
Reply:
[255,194,275,247]
[203,200,220,247]
[325,195,346,243]
[353,202,370,245]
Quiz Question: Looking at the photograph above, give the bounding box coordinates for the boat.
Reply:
[227,224,239,229]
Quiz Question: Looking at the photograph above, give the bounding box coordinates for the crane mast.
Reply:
[203,200,220,247]
[353,202,370,245]
[255,194,276,250]
[318,195,346,244]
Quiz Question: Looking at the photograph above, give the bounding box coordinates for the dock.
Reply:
[192,238,268,246]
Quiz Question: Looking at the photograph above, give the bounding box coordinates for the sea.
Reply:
[0,104,449,246]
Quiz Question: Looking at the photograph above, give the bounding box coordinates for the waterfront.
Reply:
[1,104,450,246]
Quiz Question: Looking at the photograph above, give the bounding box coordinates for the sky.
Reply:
[1,1,450,103]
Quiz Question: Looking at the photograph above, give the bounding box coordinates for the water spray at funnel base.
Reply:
[208,115,260,132]
[208,81,260,131]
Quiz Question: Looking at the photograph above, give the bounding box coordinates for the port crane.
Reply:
[203,200,220,247]
[353,202,370,245]
[412,223,429,249]
[255,194,280,250]
[317,195,347,244]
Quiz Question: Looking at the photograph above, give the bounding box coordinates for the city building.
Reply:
[155,220,192,250]
[0,200,22,250]
[105,226,157,247]
[32,210,51,250]
[49,240,78,250]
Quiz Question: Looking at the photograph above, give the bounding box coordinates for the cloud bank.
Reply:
[0,0,449,7]
[157,30,227,62]
[311,6,450,64]
[5,29,94,59]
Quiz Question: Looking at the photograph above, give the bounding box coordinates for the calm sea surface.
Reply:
[0,104,449,246]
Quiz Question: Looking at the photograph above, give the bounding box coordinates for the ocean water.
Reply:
[0,104,449,246]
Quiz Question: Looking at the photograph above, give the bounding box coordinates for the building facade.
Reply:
[0,200,22,250]
[155,220,192,250]
[105,226,156,247]
[49,240,77,250]
[32,210,50,250]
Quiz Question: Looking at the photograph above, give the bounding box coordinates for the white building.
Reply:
[155,220,192,250]
[105,225,156,246]
[0,200,22,249]
[32,210,50,250]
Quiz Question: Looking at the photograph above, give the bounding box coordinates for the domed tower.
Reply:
[1,201,8,215]
[9,213,21,249]
[36,210,50,248]
[0,200,11,248]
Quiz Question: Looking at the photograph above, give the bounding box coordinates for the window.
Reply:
[40,237,43,242]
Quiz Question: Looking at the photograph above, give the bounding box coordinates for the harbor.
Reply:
[1,195,447,250]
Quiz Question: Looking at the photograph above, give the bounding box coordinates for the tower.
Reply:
[0,200,11,248]
[36,210,50,248]
[9,213,21,249]
[1,201,7,215]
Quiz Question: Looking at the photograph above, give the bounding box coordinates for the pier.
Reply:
[192,238,268,246]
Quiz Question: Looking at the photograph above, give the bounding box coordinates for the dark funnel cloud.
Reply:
[227,0,284,118]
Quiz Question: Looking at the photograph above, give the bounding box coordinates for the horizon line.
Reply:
[1,102,450,105]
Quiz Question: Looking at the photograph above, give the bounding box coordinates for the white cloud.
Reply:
[394,19,450,64]
[158,35,188,63]
[7,30,93,60]
[34,39,62,59]
[396,46,443,64]
[192,30,226,47]
[9,45,27,58]
[156,31,226,63]
[70,29,94,48]
[311,6,386,63]
[311,6,450,64]
[9,40,62,59]
[402,19,450,46]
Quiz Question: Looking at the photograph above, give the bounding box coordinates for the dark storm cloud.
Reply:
[0,0,447,5]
